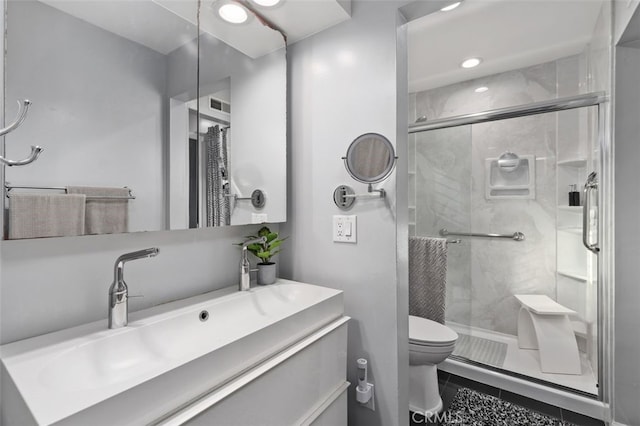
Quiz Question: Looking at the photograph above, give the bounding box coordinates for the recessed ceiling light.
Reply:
[475,86,489,93]
[461,57,482,69]
[252,0,282,6]
[440,2,461,12]
[218,3,248,24]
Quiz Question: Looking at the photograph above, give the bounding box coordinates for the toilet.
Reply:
[409,315,458,415]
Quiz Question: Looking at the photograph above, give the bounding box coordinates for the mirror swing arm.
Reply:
[333,132,397,210]
[226,189,266,210]
[333,184,386,211]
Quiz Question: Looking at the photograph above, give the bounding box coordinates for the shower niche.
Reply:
[484,153,536,200]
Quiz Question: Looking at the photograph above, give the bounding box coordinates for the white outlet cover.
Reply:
[333,215,357,243]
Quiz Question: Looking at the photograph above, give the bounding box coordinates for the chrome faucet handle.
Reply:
[239,237,266,291]
[241,236,267,263]
[242,236,267,249]
[108,248,159,329]
[114,248,160,266]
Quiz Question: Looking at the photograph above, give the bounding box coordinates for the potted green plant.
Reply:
[240,226,287,285]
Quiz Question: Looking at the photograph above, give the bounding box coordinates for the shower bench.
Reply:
[515,294,581,375]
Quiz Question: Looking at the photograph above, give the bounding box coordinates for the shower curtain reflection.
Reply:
[205,125,231,227]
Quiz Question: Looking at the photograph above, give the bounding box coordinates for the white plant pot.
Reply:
[257,262,276,285]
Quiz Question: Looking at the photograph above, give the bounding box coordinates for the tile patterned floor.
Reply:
[409,371,605,426]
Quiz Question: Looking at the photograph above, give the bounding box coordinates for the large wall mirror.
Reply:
[2,0,286,240]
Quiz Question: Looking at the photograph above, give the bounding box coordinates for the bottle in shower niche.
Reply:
[568,184,580,206]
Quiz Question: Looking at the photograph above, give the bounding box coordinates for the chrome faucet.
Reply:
[240,237,266,291]
[108,248,159,329]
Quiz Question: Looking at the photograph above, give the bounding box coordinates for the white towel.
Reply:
[66,186,129,235]
[8,194,86,239]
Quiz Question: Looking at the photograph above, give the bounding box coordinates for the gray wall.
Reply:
[280,2,408,425]
[0,224,273,344]
[613,45,640,426]
[0,0,5,419]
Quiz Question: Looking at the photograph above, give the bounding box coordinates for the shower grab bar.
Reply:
[582,172,599,254]
[440,228,525,241]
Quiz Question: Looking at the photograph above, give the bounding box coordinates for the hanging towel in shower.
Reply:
[409,236,448,324]
[66,186,130,235]
[8,193,86,239]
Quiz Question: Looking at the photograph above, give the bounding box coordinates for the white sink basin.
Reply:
[1,279,343,426]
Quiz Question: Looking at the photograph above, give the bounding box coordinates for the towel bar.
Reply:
[4,184,135,200]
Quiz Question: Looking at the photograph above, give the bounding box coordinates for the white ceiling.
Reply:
[619,2,640,48]
[40,0,199,54]
[40,0,351,58]
[407,0,605,93]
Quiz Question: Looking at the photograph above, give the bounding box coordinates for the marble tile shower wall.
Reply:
[409,55,586,335]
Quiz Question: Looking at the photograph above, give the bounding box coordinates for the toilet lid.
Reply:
[409,315,458,346]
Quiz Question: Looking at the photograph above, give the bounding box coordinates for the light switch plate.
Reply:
[333,215,357,243]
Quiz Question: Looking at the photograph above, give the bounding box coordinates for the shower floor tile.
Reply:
[447,322,598,395]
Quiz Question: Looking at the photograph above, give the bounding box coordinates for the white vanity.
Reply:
[1,280,349,426]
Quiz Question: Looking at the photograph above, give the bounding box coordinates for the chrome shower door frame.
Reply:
[409,92,613,407]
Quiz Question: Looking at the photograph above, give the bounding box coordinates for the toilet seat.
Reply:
[409,315,458,347]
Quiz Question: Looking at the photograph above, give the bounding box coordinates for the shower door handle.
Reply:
[582,172,599,254]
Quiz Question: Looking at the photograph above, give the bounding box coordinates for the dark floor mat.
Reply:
[440,387,575,425]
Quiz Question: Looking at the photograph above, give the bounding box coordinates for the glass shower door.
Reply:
[411,106,602,397]
[410,124,473,341]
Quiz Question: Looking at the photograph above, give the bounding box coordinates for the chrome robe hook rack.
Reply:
[0,99,43,167]
[0,100,31,137]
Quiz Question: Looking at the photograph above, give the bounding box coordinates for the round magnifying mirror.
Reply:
[343,133,396,184]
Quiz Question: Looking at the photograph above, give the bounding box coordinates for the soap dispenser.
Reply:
[568,184,580,206]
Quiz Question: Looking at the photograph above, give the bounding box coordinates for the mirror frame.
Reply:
[342,132,396,184]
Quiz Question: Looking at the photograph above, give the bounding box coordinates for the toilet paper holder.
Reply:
[356,358,375,410]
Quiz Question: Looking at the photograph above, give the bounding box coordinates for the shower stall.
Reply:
[408,86,611,415]
[404,0,614,419]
